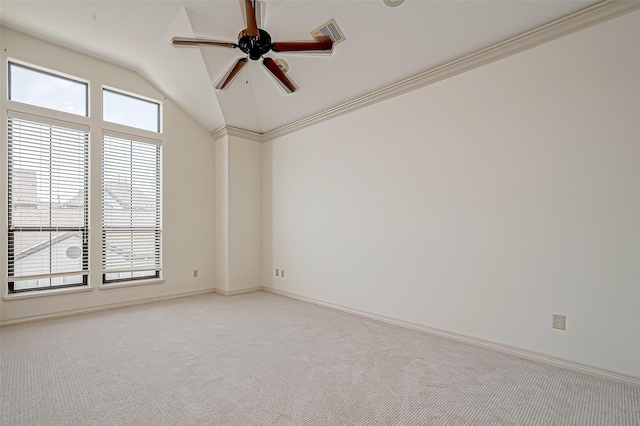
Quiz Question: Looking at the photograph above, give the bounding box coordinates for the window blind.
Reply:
[7,112,89,292]
[102,132,161,283]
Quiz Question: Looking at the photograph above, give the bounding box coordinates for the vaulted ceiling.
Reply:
[1,0,600,134]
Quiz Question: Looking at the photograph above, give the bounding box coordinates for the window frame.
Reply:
[8,61,89,117]
[102,86,162,133]
[6,112,90,294]
[101,130,162,286]
[4,59,165,296]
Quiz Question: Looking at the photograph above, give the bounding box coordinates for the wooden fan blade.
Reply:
[216,58,248,90]
[244,0,259,37]
[172,37,237,48]
[263,58,297,94]
[271,38,333,53]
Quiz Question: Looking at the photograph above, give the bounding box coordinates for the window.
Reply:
[103,89,160,132]
[102,133,161,284]
[8,62,88,117]
[7,113,89,293]
[5,60,164,295]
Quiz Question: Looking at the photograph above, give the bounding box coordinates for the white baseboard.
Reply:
[0,287,265,326]
[214,286,263,296]
[0,288,216,327]
[4,284,637,387]
[262,286,640,388]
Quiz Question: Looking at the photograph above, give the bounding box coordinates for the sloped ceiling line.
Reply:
[181,6,229,128]
[211,0,639,143]
[137,5,227,132]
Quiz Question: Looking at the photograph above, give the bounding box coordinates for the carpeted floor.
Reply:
[1,291,638,425]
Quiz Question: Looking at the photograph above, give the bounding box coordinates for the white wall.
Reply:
[214,133,263,293]
[228,136,262,292]
[0,28,216,322]
[263,11,640,378]
[215,135,230,292]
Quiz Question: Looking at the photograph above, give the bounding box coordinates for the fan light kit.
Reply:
[171,0,334,94]
[273,59,289,73]
[383,0,405,7]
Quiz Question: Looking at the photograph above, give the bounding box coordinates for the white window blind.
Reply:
[102,132,161,283]
[7,112,89,293]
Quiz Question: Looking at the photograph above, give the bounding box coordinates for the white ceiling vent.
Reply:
[311,19,346,46]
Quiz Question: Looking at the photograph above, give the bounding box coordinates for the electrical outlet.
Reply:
[193,269,198,278]
[275,269,279,277]
[281,269,285,278]
[552,314,566,330]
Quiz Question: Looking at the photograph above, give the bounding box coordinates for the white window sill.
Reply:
[3,285,93,301]
[99,279,164,290]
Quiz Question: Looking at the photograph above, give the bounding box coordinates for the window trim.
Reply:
[8,60,90,117]
[102,271,160,285]
[102,86,162,133]
[101,131,162,286]
[4,60,166,296]
[6,111,90,294]
[3,284,94,301]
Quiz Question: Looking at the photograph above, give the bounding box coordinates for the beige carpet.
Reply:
[1,292,638,425]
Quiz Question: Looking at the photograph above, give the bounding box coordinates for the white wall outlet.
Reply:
[275,269,279,277]
[193,269,198,278]
[552,314,566,330]
[281,269,285,278]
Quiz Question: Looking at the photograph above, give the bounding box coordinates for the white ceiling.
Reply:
[1,0,599,134]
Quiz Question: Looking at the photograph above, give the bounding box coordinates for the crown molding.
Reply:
[211,126,263,142]
[211,126,227,141]
[211,0,640,143]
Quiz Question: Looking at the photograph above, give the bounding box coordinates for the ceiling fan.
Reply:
[171,0,334,94]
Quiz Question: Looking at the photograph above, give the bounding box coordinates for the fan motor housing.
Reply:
[238,29,272,60]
